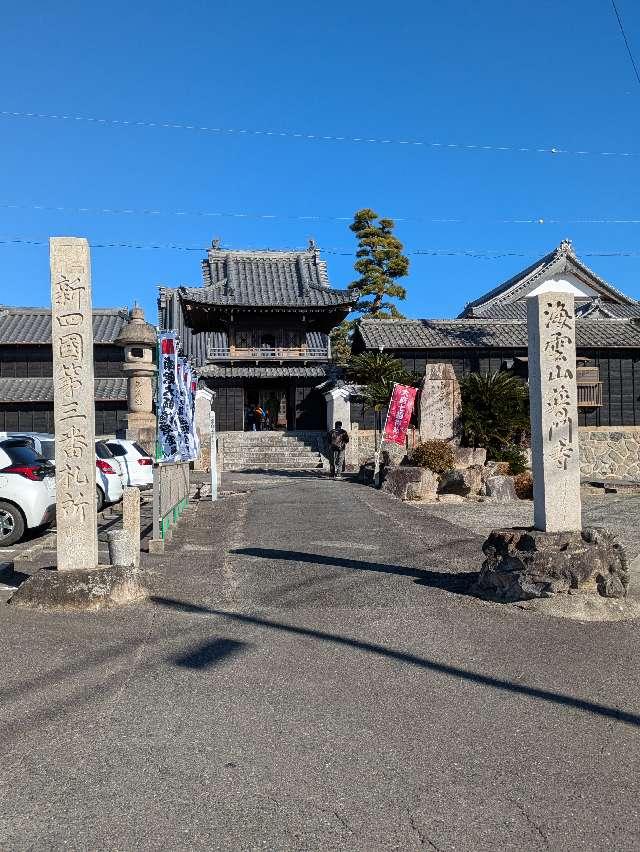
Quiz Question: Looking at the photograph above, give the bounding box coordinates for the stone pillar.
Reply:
[114,306,157,454]
[122,487,141,567]
[527,278,582,532]
[419,363,461,442]
[193,387,214,471]
[50,237,99,571]
[325,386,351,430]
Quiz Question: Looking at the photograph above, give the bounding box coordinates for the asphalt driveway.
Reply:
[1,472,639,850]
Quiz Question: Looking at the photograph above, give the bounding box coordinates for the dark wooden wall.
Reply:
[205,379,327,431]
[0,344,124,377]
[0,403,127,436]
[384,346,640,428]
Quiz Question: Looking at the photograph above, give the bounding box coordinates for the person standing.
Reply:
[327,420,349,479]
[253,404,264,431]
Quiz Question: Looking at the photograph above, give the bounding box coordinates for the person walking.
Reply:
[327,420,349,479]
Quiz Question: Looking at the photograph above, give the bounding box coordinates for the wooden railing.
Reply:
[207,346,329,360]
[577,381,603,407]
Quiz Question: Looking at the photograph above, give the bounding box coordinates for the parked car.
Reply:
[95,441,124,510]
[104,439,154,488]
[3,433,123,512]
[0,438,56,546]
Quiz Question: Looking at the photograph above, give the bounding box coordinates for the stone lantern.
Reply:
[114,305,157,453]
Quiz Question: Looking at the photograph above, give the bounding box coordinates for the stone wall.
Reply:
[579,427,640,481]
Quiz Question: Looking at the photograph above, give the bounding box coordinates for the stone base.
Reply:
[9,565,147,611]
[473,528,628,602]
[381,466,439,501]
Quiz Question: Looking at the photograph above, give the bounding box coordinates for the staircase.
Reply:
[220,431,328,472]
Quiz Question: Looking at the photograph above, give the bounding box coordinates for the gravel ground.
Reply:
[408,491,640,559]
[1,472,639,850]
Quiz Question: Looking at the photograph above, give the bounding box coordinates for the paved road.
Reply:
[2,473,640,850]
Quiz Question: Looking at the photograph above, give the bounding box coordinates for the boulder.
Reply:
[381,466,439,501]
[453,447,487,469]
[485,475,517,502]
[473,527,629,602]
[438,465,483,497]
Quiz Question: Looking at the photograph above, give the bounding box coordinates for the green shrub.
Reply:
[493,444,528,476]
[460,371,529,457]
[514,471,534,500]
[410,440,455,474]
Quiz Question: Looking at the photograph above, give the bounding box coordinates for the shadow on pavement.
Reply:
[230,546,479,595]
[150,595,640,730]
[173,638,248,669]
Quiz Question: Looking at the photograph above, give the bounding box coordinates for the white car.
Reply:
[0,438,56,546]
[95,441,124,511]
[4,433,123,512]
[104,439,154,488]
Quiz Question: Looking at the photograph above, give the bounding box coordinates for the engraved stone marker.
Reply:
[527,278,582,532]
[50,237,99,570]
[419,363,461,442]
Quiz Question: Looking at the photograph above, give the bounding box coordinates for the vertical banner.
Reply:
[383,384,418,446]
[157,331,181,461]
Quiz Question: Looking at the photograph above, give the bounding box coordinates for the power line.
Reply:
[3,199,640,226]
[611,0,640,87]
[2,234,640,259]
[1,107,639,159]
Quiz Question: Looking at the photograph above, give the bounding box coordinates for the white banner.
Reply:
[157,331,181,461]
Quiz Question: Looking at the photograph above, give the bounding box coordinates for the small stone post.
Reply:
[527,278,582,532]
[123,487,141,567]
[51,237,99,571]
[193,387,214,471]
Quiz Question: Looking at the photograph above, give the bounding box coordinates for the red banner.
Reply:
[383,384,417,446]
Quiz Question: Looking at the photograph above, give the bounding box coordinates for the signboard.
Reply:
[383,384,418,446]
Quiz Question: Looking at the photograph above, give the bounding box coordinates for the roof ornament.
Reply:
[308,238,317,251]
[556,238,575,257]
[211,238,221,250]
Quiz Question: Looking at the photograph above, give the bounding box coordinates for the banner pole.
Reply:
[374,383,397,488]
[210,410,218,502]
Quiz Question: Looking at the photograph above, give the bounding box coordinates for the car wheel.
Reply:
[96,487,105,513]
[0,501,25,547]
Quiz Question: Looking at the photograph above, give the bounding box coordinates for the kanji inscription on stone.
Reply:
[527,279,582,532]
[50,237,99,570]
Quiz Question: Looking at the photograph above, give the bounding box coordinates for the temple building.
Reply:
[0,305,129,435]
[158,241,354,431]
[353,240,640,427]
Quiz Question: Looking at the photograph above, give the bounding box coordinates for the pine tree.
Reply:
[349,208,410,319]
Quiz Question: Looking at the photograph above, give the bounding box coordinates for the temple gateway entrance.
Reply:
[245,385,289,429]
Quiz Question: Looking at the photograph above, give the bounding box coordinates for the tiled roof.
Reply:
[459,241,637,317]
[357,319,640,350]
[0,307,129,344]
[0,377,127,403]
[199,364,332,379]
[465,301,640,320]
[177,245,353,309]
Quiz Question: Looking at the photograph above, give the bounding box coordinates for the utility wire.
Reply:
[611,0,640,87]
[3,199,640,226]
[2,235,640,259]
[1,108,639,158]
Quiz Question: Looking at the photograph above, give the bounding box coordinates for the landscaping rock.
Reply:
[453,447,487,469]
[382,466,439,501]
[485,475,517,502]
[438,465,483,497]
[474,527,628,602]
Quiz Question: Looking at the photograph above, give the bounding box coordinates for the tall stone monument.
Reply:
[11,237,147,610]
[527,278,582,532]
[50,237,99,571]
[419,363,461,442]
[473,277,629,604]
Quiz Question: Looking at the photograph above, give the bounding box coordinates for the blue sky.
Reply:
[1,0,639,323]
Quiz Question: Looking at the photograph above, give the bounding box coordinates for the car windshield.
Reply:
[133,442,152,458]
[0,440,45,467]
[95,441,115,459]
